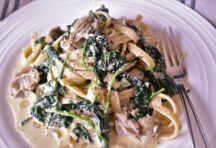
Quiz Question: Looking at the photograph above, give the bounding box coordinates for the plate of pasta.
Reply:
[0,0,216,148]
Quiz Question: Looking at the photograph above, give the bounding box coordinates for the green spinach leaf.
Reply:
[73,123,93,143]
[144,70,177,96]
[127,24,166,72]
[35,62,49,84]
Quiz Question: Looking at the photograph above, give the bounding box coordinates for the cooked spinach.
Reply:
[73,123,93,143]
[144,70,163,92]
[31,78,70,128]
[124,74,152,107]
[32,90,109,147]
[34,94,62,109]
[47,108,108,147]
[104,62,135,114]
[56,82,67,96]
[160,73,177,96]
[87,103,109,143]
[35,62,49,84]
[47,113,73,128]
[44,45,67,95]
[127,24,166,72]
[145,45,166,72]
[127,24,145,49]
[106,51,126,73]
[31,93,64,125]
[85,33,126,86]
[86,34,108,86]
[67,100,109,139]
[124,74,165,119]
[31,105,47,123]
[144,70,177,96]
[45,46,59,61]
[65,100,109,148]
[31,92,73,128]
[82,40,89,70]
[40,46,61,79]
[44,46,59,72]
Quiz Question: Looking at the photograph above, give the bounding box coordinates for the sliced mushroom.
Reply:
[45,26,65,43]
[115,109,140,137]
[8,67,40,99]
[138,115,160,137]
[69,16,99,48]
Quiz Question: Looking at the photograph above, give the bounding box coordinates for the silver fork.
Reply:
[159,27,209,148]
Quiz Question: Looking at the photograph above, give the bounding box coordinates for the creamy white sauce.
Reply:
[7,57,165,148]
[8,94,159,148]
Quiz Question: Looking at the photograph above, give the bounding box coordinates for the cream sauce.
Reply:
[7,57,180,148]
[8,93,160,148]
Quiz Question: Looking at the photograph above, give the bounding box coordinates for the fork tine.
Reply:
[164,28,178,66]
[168,27,182,65]
[159,29,172,68]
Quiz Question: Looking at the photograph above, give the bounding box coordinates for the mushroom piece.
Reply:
[69,16,99,48]
[138,115,160,137]
[8,67,40,99]
[45,26,65,43]
[115,106,161,139]
[115,109,140,137]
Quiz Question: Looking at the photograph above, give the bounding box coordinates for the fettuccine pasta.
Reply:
[8,5,181,148]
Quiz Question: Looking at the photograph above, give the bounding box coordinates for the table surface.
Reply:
[0,0,216,28]
[179,0,216,28]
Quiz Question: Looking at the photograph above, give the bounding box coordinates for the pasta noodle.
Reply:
[127,42,155,70]
[150,93,181,140]
[8,5,181,148]
[113,21,139,43]
[95,11,112,28]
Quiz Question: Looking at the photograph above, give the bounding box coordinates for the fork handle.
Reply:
[177,84,196,148]
[177,84,209,148]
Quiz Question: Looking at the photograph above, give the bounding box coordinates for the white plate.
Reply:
[0,0,216,147]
